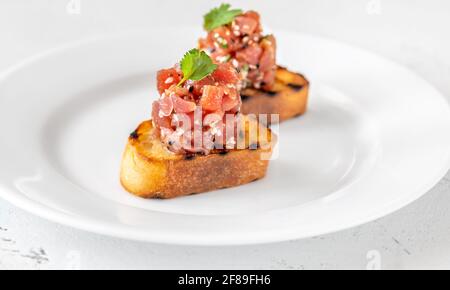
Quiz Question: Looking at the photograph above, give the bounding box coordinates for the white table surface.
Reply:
[0,0,449,270]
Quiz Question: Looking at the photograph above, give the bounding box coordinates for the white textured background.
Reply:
[0,0,449,270]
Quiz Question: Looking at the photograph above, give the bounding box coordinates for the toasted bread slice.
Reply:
[120,116,275,199]
[241,67,309,123]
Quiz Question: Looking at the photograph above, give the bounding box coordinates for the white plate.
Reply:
[0,27,449,245]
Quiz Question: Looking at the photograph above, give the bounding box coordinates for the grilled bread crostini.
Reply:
[120,115,275,199]
[121,49,276,199]
[199,4,309,123]
[240,67,309,123]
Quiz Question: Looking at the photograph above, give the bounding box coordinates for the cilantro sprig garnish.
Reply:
[178,49,217,86]
[203,3,243,32]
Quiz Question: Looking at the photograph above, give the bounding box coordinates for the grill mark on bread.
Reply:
[130,130,139,140]
[241,94,251,102]
[264,90,278,97]
[184,154,196,161]
[287,83,304,91]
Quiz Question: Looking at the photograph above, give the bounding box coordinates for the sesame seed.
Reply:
[216,55,230,63]
[211,127,222,136]
[209,119,220,127]
[175,128,185,136]
[226,137,236,146]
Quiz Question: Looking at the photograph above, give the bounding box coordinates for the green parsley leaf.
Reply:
[203,3,243,32]
[178,49,217,86]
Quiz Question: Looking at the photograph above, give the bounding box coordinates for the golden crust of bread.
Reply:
[241,67,309,123]
[120,116,275,199]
